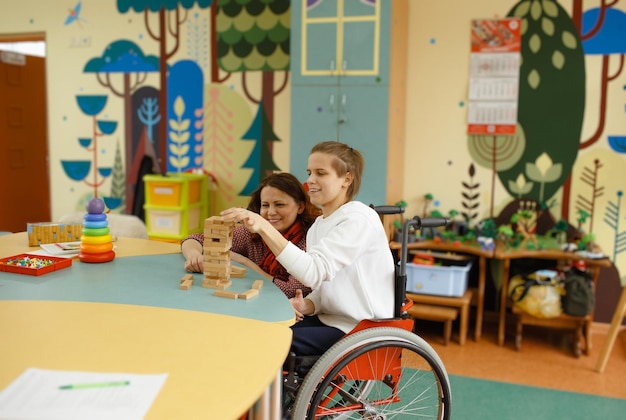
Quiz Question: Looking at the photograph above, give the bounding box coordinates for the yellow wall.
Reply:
[1,0,625,275]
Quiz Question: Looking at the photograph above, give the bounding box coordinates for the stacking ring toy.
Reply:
[80,234,113,245]
[82,227,110,236]
[84,213,107,222]
[80,242,114,254]
[78,250,115,263]
[83,220,108,229]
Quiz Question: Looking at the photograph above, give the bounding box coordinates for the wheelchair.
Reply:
[282,206,452,419]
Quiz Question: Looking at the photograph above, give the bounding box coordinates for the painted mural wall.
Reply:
[0,0,625,283]
[0,0,291,220]
[404,0,626,282]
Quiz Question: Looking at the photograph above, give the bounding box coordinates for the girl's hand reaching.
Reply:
[221,207,265,233]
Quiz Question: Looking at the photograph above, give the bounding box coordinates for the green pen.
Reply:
[59,380,130,390]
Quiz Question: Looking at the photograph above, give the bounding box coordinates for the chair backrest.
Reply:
[58,212,149,240]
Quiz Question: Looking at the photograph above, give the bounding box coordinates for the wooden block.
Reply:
[204,216,234,227]
[230,266,247,278]
[203,251,230,263]
[203,278,222,285]
[239,289,259,300]
[252,280,264,290]
[214,289,239,299]
[180,274,193,284]
[203,279,232,290]
[180,278,193,290]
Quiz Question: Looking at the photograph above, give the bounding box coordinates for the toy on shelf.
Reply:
[78,197,115,263]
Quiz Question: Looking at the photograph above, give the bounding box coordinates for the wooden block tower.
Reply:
[202,216,235,290]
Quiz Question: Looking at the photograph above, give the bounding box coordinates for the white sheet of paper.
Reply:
[0,368,168,420]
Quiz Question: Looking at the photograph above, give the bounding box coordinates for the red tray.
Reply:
[0,253,72,276]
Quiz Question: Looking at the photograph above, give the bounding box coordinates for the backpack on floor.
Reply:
[561,269,594,317]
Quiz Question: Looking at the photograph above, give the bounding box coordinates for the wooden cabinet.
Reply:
[290,0,391,206]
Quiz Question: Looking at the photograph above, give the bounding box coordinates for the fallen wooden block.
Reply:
[180,278,193,290]
[239,289,259,300]
[214,289,239,299]
[252,280,264,290]
[230,265,247,278]
[180,274,193,284]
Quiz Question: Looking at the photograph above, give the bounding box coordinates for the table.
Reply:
[0,233,295,419]
[0,231,182,258]
[0,300,291,420]
[389,240,491,342]
[493,245,612,349]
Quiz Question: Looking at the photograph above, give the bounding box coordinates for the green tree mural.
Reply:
[216,0,290,140]
[501,0,586,208]
[116,0,213,174]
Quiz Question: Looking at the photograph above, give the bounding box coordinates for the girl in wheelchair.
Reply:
[224,142,452,419]
[221,141,395,356]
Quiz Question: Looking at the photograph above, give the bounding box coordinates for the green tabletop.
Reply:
[0,253,295,325]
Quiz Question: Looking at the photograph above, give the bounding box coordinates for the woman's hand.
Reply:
[290,289,314,321]
[184,251,204,273]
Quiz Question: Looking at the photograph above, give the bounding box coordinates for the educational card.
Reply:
[40,241,81,257]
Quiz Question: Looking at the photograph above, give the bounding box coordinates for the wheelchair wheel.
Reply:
[291,327,451,419]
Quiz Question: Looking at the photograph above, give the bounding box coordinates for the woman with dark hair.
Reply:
[182,172,320,298]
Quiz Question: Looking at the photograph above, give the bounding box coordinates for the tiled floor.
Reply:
[412,316,626,400]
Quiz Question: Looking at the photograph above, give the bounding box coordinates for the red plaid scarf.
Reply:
[258,220,305,280]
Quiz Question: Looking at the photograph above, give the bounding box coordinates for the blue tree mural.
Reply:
[84,39,159,212]
[61,95,118,200]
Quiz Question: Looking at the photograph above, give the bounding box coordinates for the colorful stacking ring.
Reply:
[80,234,113,245]
[82,219,108,229]
[83,220,108,229]
[82,227,110,236]
[84,213,107,222]
[80,242,114,254]
[78,250,115,263]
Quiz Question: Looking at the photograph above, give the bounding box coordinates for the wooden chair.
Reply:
[408,303,458,345]
[511,305,589,357]
[595,279,626,373]
[406,289,473,345]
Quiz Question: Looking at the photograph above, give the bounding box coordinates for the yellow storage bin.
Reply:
[144,173,206,208]
[143,172,209,241]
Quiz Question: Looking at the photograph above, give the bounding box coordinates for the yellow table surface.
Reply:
[0,300,292,420]
[0,232,182,259]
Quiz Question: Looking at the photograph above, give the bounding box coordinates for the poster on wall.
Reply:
[467,18,521,135]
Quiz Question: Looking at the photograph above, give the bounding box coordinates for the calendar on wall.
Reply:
[467,18,521,135]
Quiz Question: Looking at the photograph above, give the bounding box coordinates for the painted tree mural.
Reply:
[61,95,118,201]
[83,39,159,211]
[216,0,290,186]
[467,128,526,218]
[501,0,586,208]
[116,0,213,174]
[240,105,280,195]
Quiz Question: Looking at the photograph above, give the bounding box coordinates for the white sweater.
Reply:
[277,201,395,333]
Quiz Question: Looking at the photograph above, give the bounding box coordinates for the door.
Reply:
[0,52,51,232]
